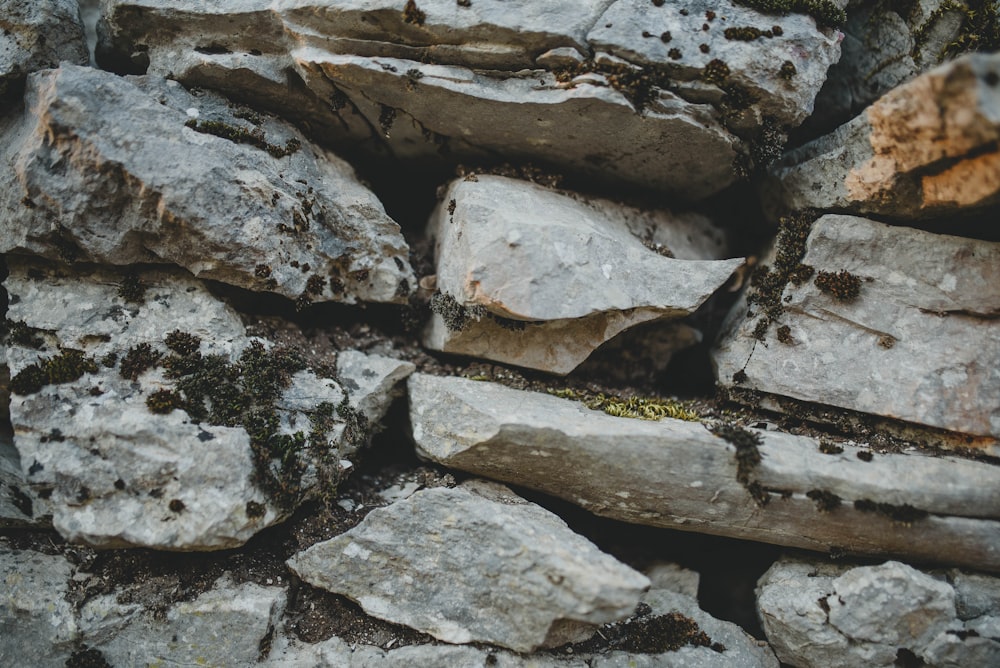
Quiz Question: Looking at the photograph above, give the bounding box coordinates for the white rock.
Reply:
[0,64,414,305]
[713,214,1000,444]
[0,0,87,97]
[287,480,651,653]
[409,373,1000,571]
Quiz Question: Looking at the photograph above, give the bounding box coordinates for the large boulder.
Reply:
[0,64,414,305]
[424,175,743,374]
[409,373,1000,572]
[3,259,414,549]
[287,480,651,653]
[98,0,845,199]
[713,214,1000,446]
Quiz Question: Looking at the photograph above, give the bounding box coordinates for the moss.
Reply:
[779,60,797,79]
[709,422,762,483]
[146,389,183,414]
[854,498,928,524]
[732,0,846,28]
[555,606,722,654]
[246,500,266,518]
[818,440,843,454]
[549,388,700,422]
[119,343,162,381]
[402,0,426,25]
[913,0,1000,63]
[776,325,794,344]
[429,291,487,332]
[749,117,786,169]
[807,489,842,511]
[255,264,272,279]
[814,270,861,302]
[168,499,185,513]
[378,105,397,138]
[856,450,874,462]
[725,26,766,40]
[701,59,731,85]
[164,330,201,356]
[118,273,147,304]
[306,275,326,295]
[65,646,112,668]
[878,334,896,349]
[10,349,99,395]
[185,119,300,158]
[2,319,45,349]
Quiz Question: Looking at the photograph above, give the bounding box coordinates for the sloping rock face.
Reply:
[3,259,414,550]
[424,175,743,373]
[0,0,88,98]
[713,214,1000,446]
[409,374,1000,572]
[758,558,1000,668]
[97,0,844,199]
[287,480,650,652]
[764,53,1000,221]
[0,64,414,305]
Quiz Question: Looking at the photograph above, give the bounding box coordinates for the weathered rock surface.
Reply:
[764,53,1000,220]
[3,259,413,549]
[714,215,1000,444]
[0,0,88,98]
[804,0,999,135]
[0,64,414,304]
[757,558,1000,667]
[265,585,778,667]
[287,480,651,652]
[98,0,843,199]
[0,426,51,527]
[409,373,1000,572]
[424,176,743,373]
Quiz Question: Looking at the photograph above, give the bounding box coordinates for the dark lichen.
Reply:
[779,60,797,79]
[807,489,842,512]
[710,422,763,486]
[776,325,794,344]
[731,0,846,28]
[818,440,843,455]
[553,605,722,655]
[429,291,485,332]
[854,498,928,524]
[146,389,183,414]
[118,273,147,304]
[164,330,201,357]
[814,270,862,302]
[10,349,99,395]
[2,319,45,349]
[185,119,300,158]
[246,500,266,518]
[402,0,427,25]
[701,59,731,85]
[119,343,162,381]
[856,450,874,462]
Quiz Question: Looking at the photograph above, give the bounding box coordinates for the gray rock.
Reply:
[424,176,743,374]
[763,53,1000,221]
[0,64,414,305]
[4,259,412,549]
[409,373,1000,572]
[98,0,844,200]
[0,427,51,527]
[81,576,286,667]
[713,215,1000,444]
[757,558,1000,667]
[0,540,77,667]
[0,0,88,98]
[287,480,651,653]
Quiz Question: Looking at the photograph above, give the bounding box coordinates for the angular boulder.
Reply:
[713,214,1000,445]
[757,558,1000,668]
[424,175,743,374]
[287,480,651,653]
[99,0,844,199]
[764,53,1000,221]
[409,373,1000,572]
[3,259,413,549]
[0,64,414,305]
[0,0,88,98]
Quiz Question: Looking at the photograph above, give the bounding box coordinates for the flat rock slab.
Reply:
[287,480,650,653]
[0,0,88,97]
[409,373,1000,572]
[99,0,843,200]
[3,259,413,550]
[714,214,1000,444]
[424,175,743,374]
[758,558,1000,667]
[0,64,413,305]
[764,53,1000,221]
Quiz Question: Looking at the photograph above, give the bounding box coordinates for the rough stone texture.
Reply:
[98,0,843,200]
[3,259,413,550]
[0,0,88,98]
[713,215,1000,444]
[265,586,778,667]
[424,176,743,374]
[804,0,998,135]
[409,373,1000,572]
[81,577,286,667]
[0,541,77,667]
[287,480,651,653]
[764,53,1000,221]
[0,64,414,305]
[757,558,1000,667]
[0,426,48,527]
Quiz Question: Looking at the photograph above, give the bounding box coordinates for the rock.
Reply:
[336,350,415,423]
[803,0,998,135]
[265,585,778,667]
[287,480,651,653]
[0,64,414,305]
[424,176,743,374]
[98,0,844,199]
[757,558,1000,667]
[763,53,1000,221]
[3,259,413,549]
[409,373,1000,572]
[0,540,77,667]
[81,576,286,667]
[713,214,1000,444]
[0,0,88,98]
[0,427,50,527]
